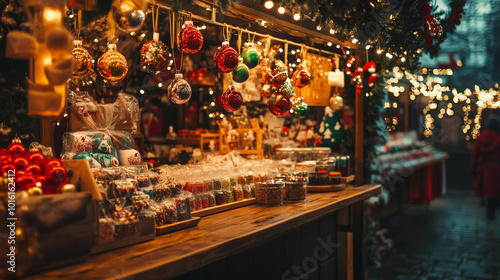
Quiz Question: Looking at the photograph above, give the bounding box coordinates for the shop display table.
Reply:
[27,185,380,280]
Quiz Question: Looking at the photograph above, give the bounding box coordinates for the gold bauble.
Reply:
[71,40,93,76]
[97,44,128,83]
[329,95,344,111]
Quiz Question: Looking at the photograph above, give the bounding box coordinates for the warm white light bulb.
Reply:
[327,42,332,47]
[329,29,335,34]
[293,13,301,21]
[278,7,285,14]
[264,1,274,9]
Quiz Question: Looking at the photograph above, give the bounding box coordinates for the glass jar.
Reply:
[284,173,308,203]
[255,181,285,206]
[329,172,342,185]
[294,148,313,162]
[276,148,295,160]
[312,147,331,160]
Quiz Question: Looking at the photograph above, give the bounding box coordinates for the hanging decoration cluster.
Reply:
[140,4,170,75]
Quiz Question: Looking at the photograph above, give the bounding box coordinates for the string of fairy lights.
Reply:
[386,67,500,140]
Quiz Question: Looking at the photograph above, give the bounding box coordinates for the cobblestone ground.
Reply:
[371,191,500,280]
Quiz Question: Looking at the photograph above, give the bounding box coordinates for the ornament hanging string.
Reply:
[107,9,116,42]
[72,8,82,39]
[151,3,159,33]
[265,35,271,58]
[248,31,256,45]
[223,24,232,43]
[237,27,243,54]
[284,40,288,67]
[301,44,307,66]
[169,11,184,73]
[334,54,340,94]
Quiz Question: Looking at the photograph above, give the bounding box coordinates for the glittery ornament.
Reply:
[71,40,93,76]
[294,102,308,118]
[267,94,291,116]
[178,20,203,54]
[214,42,240,73]
[140,32,169,74]
[26,163,42,175]
[426,16,443,38]
[222,86,243,112]
[241,42,260,69]
[292,66,312,88]
[97,44,128,83]
[270,60,288,85]
[168,73,192,104]
[233,59,250,83]
[329,94,344,111]
[13,157,29,171]
[260,84,272,99]
[279,78,295,99]
[112,0,145,32]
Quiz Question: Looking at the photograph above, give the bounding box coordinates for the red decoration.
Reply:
[222,86,243,112]
[27,151,45,166]
[140,32,169,74]
[292,66,312,88]
[0,153,13,165]
[214,42,240,73]
[1,164,15,176]
[44,158,63,169]
[7,138,27,157]
[261,84,272,99]
[178,20,203,54]
[15,175,37,191]
[36,175,47,186]
[13,157,29,171]
[267,94,291,116]
[26,164,43,176]
[46,166,67,185]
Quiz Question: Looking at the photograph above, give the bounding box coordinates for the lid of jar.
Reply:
[329,172,341,176]
[258,180,285,187]
[317,170,329,174]
[294,148,313,152]
[276,147,294,152]
[296,161,316,167]
[312,147,331,152]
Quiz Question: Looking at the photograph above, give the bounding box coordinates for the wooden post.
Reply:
[354,51,364,185]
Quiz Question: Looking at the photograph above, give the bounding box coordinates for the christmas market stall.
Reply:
[0,0,468,279]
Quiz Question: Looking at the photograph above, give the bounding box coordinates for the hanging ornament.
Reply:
[292,65,312,88]
[268,94,291,116]
[279,79,295,99]
[290,96,308,118]
[140,32,169,74]
[426,15,443,38]
[270,60,288,86]
[97,43,128,83]
[27,151,45,166]
[222,86,243,112]
[168,72,192,104]
[233,58,250,83]
[260,84,272,99]
[214,41,240,73]
[112,0,146,32]
[329,94,344,111]
[71,40,93,76]
[178,20,203,54]
[241,42,260,69]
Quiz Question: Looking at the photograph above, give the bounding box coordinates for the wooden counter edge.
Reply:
[28,185,381,280]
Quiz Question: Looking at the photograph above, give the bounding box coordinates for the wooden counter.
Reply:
[28,185,381,280]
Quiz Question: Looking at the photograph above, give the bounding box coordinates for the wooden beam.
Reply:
[354,52,365,185]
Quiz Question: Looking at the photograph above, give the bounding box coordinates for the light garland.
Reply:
[386,67,500,140]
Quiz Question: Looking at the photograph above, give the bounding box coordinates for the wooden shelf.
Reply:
[192,198,256,217]
[156,217,202,236]
[27,185,381,280]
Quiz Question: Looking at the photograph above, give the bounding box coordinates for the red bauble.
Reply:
[178,20,203,54]
[214,42,240,73]
[13,157,29,171]
[292,67,312,88]
[268,94,292,116]
[36,175,47,186]
[26,164,43,176]
[27,151,45,166]
[46,166,67,185]
[15,170,25,177]
[44,158,63,169]
[140,32,169,74]
[222,86,243,112]
[1,164,16,176]
[7,138,27,157]
[15,175,37,191]
[0,153,13,165]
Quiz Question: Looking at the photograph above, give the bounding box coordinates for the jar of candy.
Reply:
[329,172,342,185]
[255,181,285,206]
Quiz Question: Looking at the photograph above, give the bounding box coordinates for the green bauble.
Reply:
[241,47,260,69]
[233,63,250,83]
[294,102,308,118]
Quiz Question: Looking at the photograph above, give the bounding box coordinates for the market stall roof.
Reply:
[156,0,359,53]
